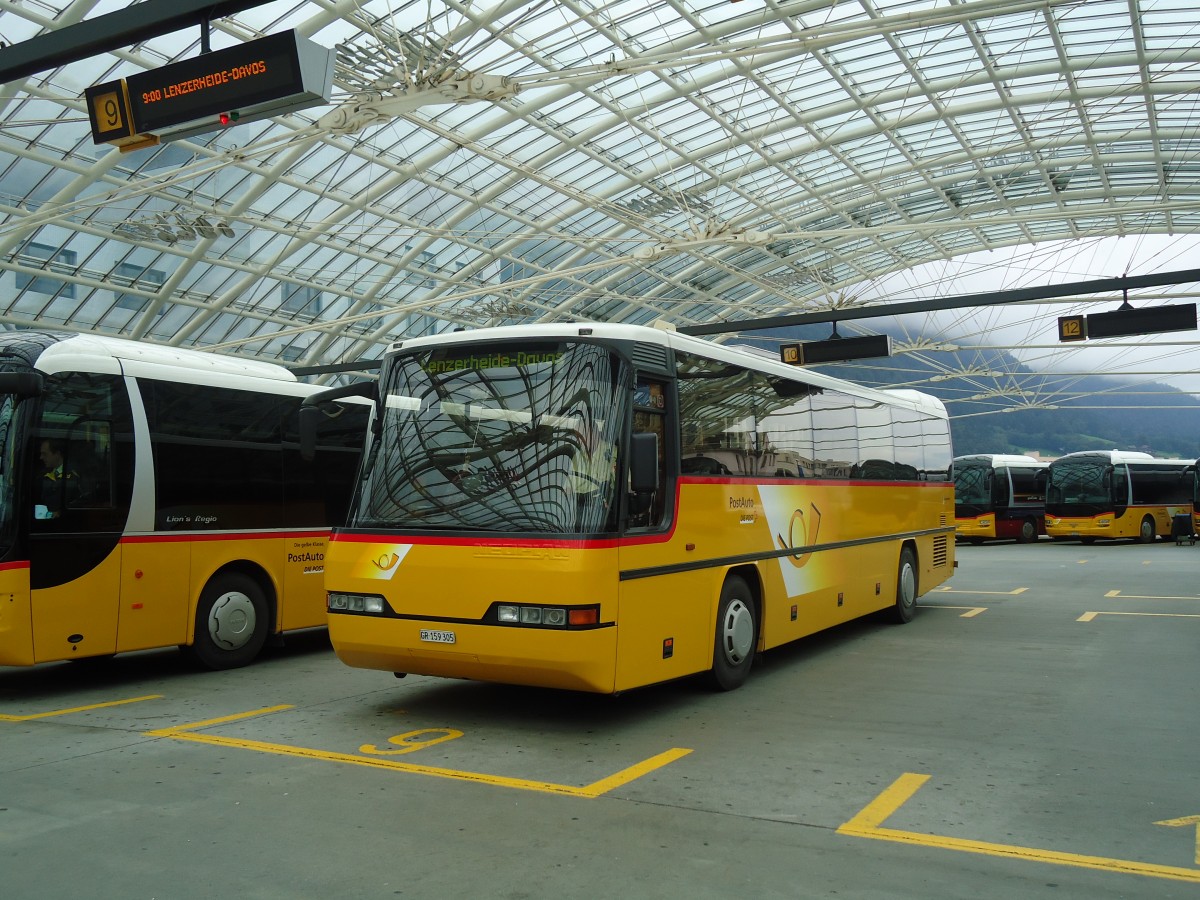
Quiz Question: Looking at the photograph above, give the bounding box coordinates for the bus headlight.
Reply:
[328,592,387,614]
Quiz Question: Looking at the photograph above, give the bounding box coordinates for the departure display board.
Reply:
[126,31,306,133]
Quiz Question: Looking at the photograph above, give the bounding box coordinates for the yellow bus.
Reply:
[1045,450,1193,543]
[305,322,956,693]
[953,454,1047,544]
[0,331,366,670]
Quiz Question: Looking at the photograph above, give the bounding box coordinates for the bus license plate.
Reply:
[420,629,456,644]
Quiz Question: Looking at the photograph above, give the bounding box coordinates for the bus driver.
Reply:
[37,438,79,518]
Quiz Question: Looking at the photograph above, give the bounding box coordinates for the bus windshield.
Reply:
[351,340,628,534]
[0,387,18,555]
[1047,458,1111,505]
[953,465,989,505]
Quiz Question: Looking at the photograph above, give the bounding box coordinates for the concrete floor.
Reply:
[3,539,1199,899]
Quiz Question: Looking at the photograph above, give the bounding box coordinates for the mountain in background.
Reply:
[740,326,1200,460]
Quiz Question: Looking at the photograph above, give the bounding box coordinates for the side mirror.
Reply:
[0,371,43,399]
[299,382,377,461]
[298,406,323,461]
[629,432,659,494]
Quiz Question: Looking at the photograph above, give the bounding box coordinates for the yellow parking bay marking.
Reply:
[839,773,1200,884]
[1104,590,1200,601]
[932,587,1027,596]
[1157,817,1200,866]
[919,605,987,617]
[0,694,162,722]
[146,706,692,798]
[1078,611,1200,622]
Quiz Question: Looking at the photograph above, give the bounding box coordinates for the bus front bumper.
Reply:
[1045,515,1111,538]
[955,517,994,539]
[328,612,619,694]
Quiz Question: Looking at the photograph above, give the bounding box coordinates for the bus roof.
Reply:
[11,331,298,383]
[954,454,1044,467]
[386,321,948,419]
[1051,450,1187,465]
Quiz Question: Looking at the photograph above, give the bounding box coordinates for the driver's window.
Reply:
[32,373,123,527]
[629,379,667,528]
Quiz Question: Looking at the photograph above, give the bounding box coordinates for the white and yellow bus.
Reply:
[1045,450,1193,543]
[0,331,366,670]
[305,322,956,693]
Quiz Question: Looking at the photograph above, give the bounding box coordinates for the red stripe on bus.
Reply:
[0,559,30,572]
[678,476,950,487]
[120,530,331,544]
[332,532,622,550]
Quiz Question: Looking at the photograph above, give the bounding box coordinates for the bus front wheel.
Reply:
[188,572,269,670]
[706,575,757,691]
[890,546,919,624]
[1139,516,1156,543]
[1018,518,1038,543]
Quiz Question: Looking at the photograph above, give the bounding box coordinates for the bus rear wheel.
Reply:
[1017,518,1038,543]
[889,546,919,624]
[1139,515,1156,543]
[705,575,756,691]
[188,572,269,670]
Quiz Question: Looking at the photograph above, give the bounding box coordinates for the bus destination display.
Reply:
[126,31,303,133]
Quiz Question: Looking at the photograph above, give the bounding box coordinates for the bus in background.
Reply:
[1044,450,1192,543]
[303,322,956,694]
[952,454,1047,544]
[0,331,367,670]
[1190,457,1200,538]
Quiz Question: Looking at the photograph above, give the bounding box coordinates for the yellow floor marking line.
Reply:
[0,694,162,722]
[839,773,1200,883]
[932,587,1027,596]
[1104,590,1200,601]
[1156,817,1200,865]
[1079,611,1200,622]
[920,605,986,617]
[146,705,692,798]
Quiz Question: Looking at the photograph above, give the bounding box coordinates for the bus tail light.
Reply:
[492,603,599,629]
[568,607,599,627]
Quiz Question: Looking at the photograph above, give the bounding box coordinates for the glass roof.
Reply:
[0,0,1198,395]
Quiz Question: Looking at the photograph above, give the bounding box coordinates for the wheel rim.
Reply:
[720,598,755,666]
[1142,519,1154,541]
[899,561,917,610]
[1021,520,1035,542]
[207,590,257,651]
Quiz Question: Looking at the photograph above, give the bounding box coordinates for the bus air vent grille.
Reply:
[932,535,949,568]
[632,342,670,372]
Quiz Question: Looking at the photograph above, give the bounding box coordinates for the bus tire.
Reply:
[706,575,756,691]
[890,546,919,624]
[1139,516,1156,544]
[1017,518,1038,543]
[188,572,269,670]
